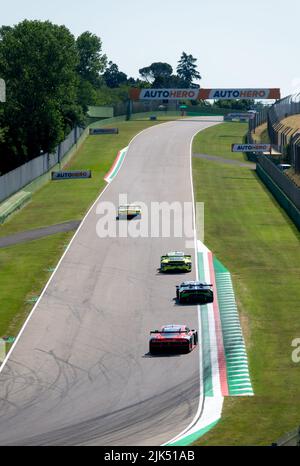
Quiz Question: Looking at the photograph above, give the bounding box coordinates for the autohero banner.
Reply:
[129,88,281,101]
[51,170,92,180]
[199,88,281,100]
[232,143,271,152]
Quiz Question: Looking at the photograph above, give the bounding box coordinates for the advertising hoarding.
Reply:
[231,143,271,152]
[52,170,92,180]
[130,88,281,101]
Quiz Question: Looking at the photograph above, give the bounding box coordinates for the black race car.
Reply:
[176,281,213,304]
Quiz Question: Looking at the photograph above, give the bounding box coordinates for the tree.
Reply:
[76,31,107,86]
[177,52,201,87]
[76,31,107,114]
[214,99,255,110]
[139,62,173,88]
[103,61,128,88]
[127,77,150,88]
[77,79,97,114]
[0,20,84,173]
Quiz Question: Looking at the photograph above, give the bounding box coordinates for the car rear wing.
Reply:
[176,284,213,289]
[161,255,192,260]
[150,330,194,334]
[118,205,141,210]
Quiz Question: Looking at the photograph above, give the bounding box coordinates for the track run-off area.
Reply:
[0,116,245,446]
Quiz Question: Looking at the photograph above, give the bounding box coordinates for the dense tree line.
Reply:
[0,19,249,175]
[0,21,149,173]
[0,21,85,173]
[0,21,120,173]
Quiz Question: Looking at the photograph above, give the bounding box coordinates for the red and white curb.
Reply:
[104,147,128,183]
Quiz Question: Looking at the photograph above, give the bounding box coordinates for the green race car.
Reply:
[160,251,192,273]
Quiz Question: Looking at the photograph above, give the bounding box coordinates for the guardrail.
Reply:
[245,131,300,228]
[257,155,300,210]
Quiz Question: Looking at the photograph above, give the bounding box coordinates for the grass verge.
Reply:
[0,232,73,337]
[192,122,248,162]
[192,125,300,445]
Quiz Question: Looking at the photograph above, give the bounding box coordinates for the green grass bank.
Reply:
[192,122,300,445]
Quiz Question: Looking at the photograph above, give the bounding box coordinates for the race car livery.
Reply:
[176,281,214,304]
[117,204,141,219]
[160,251,192,273]
[149,324,198,354]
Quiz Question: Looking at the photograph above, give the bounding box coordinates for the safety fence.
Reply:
[245,129,300,228]
[248,106,269,132]
[245,131,260,162]
[257,155,300,210]
[267,94,300,169]
[0,126,85,203]
[270,92,300,121]
[248,93,300,172]
[256,162,300,230]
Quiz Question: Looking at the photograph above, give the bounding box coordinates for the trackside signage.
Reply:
[130,88,200,100]
[51,170,92,180]
[232,143,271,152]
[199,88,280,100]
[130,88,281,101]
[89,128,119,135]
[226,113,255,120]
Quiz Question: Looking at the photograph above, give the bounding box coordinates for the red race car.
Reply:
[149,324,198,354]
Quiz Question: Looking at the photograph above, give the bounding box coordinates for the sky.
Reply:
[1,0,299,98]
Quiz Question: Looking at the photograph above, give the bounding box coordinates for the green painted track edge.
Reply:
[197,252,213,396]
[169,419,220,446]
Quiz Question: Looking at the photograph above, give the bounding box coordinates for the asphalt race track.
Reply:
[0,117,221,445]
